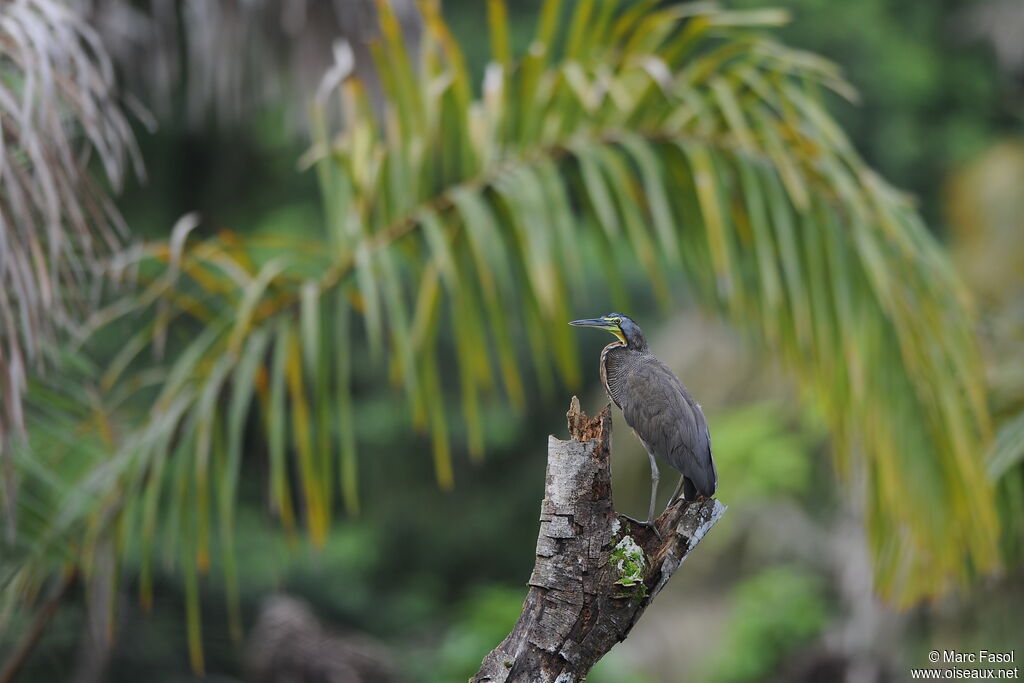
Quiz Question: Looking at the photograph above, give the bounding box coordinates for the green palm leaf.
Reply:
[9,3,999,658]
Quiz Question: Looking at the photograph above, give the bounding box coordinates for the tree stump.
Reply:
[473,397,726,683]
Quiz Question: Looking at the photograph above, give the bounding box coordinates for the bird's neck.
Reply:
[601,340,626,358]
[623,337,648,353]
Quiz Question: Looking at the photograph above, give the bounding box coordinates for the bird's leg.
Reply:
[669,474,686,506]
[643,454,659,528]
[619,450,663,540]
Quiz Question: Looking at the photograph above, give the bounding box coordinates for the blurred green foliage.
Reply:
[426,585,523,682]
[704,566,829,683]
[710,403,819,502]
[2,0,1020,681]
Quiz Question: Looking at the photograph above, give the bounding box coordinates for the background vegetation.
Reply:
[1,0,1022,681]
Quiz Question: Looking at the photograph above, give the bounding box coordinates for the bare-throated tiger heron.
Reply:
[570,313,717,531]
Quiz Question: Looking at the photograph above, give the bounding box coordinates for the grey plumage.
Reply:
[602,342,717,499]
[571,313,717,527]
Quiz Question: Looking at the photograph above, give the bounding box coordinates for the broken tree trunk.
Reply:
[473,397,726,683]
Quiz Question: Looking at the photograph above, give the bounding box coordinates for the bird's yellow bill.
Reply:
[568,317,626,344]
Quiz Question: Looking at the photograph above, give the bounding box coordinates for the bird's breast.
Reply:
[600,344,645,408]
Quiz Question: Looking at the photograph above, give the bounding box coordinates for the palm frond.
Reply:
[989,410,1024,479]
[13,4,998,655]
[0,0,141,532]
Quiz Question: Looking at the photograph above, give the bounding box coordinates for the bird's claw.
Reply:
[619,514,663,540]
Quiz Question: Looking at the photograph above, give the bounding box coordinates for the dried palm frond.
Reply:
[0,0,141,531]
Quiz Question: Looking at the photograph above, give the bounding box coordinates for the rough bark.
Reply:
[473,397,726,683]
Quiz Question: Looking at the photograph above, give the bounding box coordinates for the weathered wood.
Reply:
[473,397,726,683]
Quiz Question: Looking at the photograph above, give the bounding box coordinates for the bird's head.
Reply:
[569,313,648,350]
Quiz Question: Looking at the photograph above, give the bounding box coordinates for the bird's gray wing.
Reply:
[685,397,716,496]
[618,357,716,496]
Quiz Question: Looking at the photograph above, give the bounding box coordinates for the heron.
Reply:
[570,313,717,533]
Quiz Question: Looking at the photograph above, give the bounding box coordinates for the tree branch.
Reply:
[473,397,726,683]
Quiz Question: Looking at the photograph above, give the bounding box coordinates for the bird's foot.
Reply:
[620,514,663,540]
[667,495,705,508]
